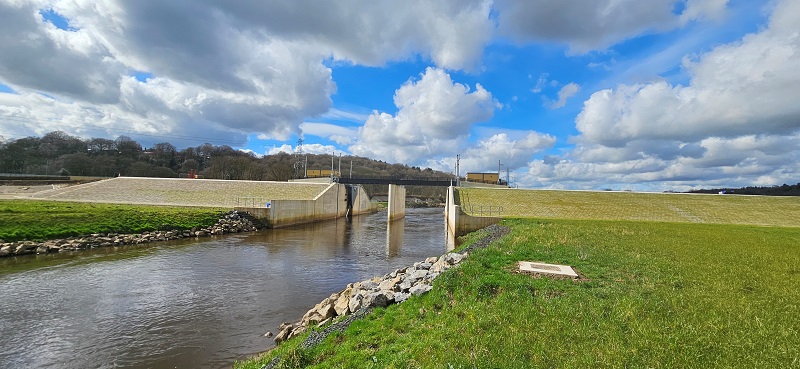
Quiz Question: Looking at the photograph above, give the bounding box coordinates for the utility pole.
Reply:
[498,160,503,185]
[350,160,353,178]
[338,153,342,179]
[456,154,460,186]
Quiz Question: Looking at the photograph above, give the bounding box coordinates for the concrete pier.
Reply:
[387,184,406,221]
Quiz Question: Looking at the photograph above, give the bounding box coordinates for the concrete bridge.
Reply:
[24,176,499,238]
[335,176,457,222]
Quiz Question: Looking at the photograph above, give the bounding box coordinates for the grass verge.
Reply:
[0,199,226,242]
[236,218,800,368]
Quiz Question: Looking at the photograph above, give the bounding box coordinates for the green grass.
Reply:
[458,188,800,227]
[236,218,800,368]
[0,199,226,242]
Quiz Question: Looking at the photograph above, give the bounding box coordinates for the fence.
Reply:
[236,196,269,208]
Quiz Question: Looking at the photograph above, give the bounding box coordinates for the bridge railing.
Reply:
[336,176,457,186]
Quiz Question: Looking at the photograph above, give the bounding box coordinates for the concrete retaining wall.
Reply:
[445,186,500,237]
[351,185,374,216]
[236,184,377,228]
[388,184,406,221]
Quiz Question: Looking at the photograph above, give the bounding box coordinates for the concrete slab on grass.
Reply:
[518,261,578,278]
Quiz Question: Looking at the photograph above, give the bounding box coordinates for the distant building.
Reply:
[306,169,340,178]
[465,172,501,184]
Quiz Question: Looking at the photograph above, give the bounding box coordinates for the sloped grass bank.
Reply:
[457,188,800,227]
[0,200,225,242]
[236,219,800,368]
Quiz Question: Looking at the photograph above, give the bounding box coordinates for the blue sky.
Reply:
[1,0,798,191]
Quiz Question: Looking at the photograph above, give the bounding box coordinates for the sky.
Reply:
[0,0,798,191]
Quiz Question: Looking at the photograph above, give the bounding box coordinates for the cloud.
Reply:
[546,82,580,109]
[0,0,494,147]
[576,0,800,147]
[495,0,729,53]
[531,73,549,93]
[267,143,339,156]
[0,2,125,103]
[521,0,800,190]
[350,67,497,164]
[458,132,556,173]
[320,108,370,123]
[299,122,358,145]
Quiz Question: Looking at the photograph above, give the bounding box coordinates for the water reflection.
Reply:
[0,208,446,369]
[386,218,404,257]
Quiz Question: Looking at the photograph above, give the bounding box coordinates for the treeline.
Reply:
[689,183,800,196]
[0,131,452,200]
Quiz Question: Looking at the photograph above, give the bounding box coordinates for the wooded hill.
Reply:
[688,183,800,196]
[0,131,453,201]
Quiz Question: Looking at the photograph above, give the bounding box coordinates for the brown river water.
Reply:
[0,208,448,369]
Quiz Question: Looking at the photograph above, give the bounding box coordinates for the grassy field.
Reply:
[30,177,330,207]
[237,218,800,368]
[0,200,226,241]
[458,188,800,227]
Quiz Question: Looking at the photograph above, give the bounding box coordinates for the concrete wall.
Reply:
[267,183,344,227]
[351,185,374,216]
[237,183,377,228]
[388,184,406,221]
[445,186,501,238]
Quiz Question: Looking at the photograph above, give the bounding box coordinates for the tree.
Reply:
[115,136,142,158]
[40,131,85,159]
[151,142,177,168]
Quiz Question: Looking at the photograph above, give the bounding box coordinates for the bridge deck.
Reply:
[336,177,456,186]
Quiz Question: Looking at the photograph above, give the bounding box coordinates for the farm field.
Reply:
[237,189,800,368]
[0,200,225,242]
[457,187,800,227]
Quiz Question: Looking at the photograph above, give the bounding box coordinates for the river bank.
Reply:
[236,218,800,368]
[238,224,510,369]
[0,210,262,257]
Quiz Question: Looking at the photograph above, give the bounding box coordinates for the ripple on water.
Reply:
[0,208,447,369]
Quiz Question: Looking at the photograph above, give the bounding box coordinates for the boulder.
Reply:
[274,324,293,343]
[333,289,352,316]
[394,292,410,303]
[348,293,363,312]
[378,276,402,292]
[444,253,464,265]
[409,284,433,296]
[363,291,392,308]
[430,259,450,273]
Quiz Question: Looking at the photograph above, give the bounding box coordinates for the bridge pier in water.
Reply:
[387,184,406,221]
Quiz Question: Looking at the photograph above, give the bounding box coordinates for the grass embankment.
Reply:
[458,188,800,227]
[237,219,800,368]
[0,200,226,242]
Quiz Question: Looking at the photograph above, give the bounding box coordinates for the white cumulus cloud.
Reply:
[350,67,497,164]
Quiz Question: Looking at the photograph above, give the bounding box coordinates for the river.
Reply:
[0,208,448,369]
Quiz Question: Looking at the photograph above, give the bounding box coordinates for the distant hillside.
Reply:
[0,131,453,201]
[688,183,800,196]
